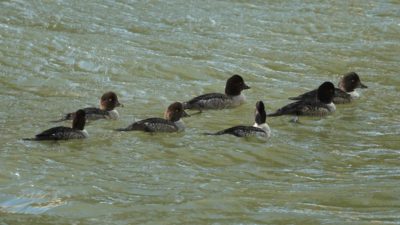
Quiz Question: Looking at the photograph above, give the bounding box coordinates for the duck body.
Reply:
[116,118,184,133]
[116,102,187,133]
[32,126,88,140]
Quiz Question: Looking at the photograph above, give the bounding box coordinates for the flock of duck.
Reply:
[24,72,367,141]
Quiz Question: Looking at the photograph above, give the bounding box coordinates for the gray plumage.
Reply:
[209,125,267,137]
[29,127,87,140]
[116,118,180,132]
[183,93,231,110]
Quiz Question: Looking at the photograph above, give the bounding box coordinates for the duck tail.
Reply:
[266,111,282,117]
[49,118,67,123]
[49,113,72,123]
[115,128,129,131]
[22,137,36,141]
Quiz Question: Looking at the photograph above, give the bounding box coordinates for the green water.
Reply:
[1,1,400,224]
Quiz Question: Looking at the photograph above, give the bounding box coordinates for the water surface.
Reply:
[1,1,400,224]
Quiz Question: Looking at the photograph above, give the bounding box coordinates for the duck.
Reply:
[24,110,88,141]
[54,91,123,122]
[116,102,188,133]
[289,72,367,104]
[183,74,250,111]
[205,101,271,138]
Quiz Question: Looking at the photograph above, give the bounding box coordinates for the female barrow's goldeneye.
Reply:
[289,72,367,104]
[116,102,188,133]
[53,91,123,122]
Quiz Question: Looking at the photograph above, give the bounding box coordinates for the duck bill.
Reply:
[359,82,368,89]
[243,83,251,90]
[116,101,124,107]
